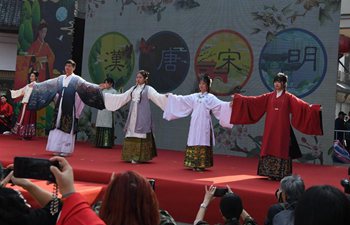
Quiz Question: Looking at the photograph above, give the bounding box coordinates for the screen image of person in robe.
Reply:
[0,95,13,134]
[230,73,323,180]
[163,74,233,171]
[103,70,167,163]
[27,20,55,81]
[27,59,105,156]
[95,77,118,148]
[10,70,39,140]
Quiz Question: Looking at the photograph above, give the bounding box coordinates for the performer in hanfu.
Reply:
[10,70,39,139]
[103,70,167,163]
[28,59,105,156]
[95,77,118,148]
[163,74,233,171]
[230,73,323,180]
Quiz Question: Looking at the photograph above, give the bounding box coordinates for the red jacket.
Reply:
[57,193,105,225]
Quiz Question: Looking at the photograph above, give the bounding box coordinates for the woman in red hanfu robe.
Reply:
[230,73,323,180]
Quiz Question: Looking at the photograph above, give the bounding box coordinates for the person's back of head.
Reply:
[280,174,305,205]
[100,170,160,225]
[219,193,242,225]
[0,187,30,225]
[294,185,350,225]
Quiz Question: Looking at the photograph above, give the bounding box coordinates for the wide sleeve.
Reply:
[28,77,60,110]
[230,93,269,124]
[163,94,194,121]
[104,87,133,111]
[56,193,106,225]
[75,93,84,119]
[147,86,168,111]
[10,86,26,99]
[76,78,105,110]
[289,94,323,135]
[206,95,233,128]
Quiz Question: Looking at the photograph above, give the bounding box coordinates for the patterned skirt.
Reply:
[122,133,157,162]
[184,145,213,169]
[11,106,36,139]
[95,127,114,148]
[257,155,292,180]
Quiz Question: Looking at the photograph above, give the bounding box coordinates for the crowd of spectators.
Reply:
[1,159,350,225]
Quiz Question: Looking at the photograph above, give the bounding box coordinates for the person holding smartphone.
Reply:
[193,185,256,225]
[0,166,61,225]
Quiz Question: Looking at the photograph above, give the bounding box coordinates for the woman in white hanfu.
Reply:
[104,70,167,163]
[163,75,232,171]
[10,70,39,139]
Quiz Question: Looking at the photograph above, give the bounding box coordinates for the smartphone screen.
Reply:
[14,157,59,182]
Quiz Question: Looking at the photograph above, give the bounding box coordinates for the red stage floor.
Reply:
[0,135,348,224]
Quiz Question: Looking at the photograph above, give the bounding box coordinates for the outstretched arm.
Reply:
[163,94,194,121]
[76,77,105,110]
[230,93,269,125]
[28,77,61,110]
[289,94,323,135]
[147,86,168,111]
[104,87,133,111]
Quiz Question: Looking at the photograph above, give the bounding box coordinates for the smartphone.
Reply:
[14,157,59,182]
[214,187,229,197]
[149,179,155,190]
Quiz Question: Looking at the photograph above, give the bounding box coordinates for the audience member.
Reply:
[0,165,60,225]
[0,95,13,134]
[264,175,304,225]
[193,185,256,225]
[49,156,106,225]
[294,185,350,225]
[335,111,347,144]
[99,170,160,225]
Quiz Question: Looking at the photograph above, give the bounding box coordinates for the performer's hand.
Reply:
[229,101,233,107]
[99,83,106,89]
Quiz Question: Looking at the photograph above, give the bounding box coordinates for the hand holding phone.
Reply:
[14,157,60,182]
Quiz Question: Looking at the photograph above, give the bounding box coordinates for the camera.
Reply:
[214,187,229,197]
[14,157,60,182]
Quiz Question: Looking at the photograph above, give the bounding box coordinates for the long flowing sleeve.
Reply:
[147,86,168,111]
[76,77,105,110]
[163,94,194,121]
[75,93,84,119]
[10,86,26,99]
[230,93,269,124]
[204,94,232,128]
[104,87,133,111]
[289,93,323,135]
[28,77,61,110]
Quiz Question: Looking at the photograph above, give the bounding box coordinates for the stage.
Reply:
[0,134,348,224]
